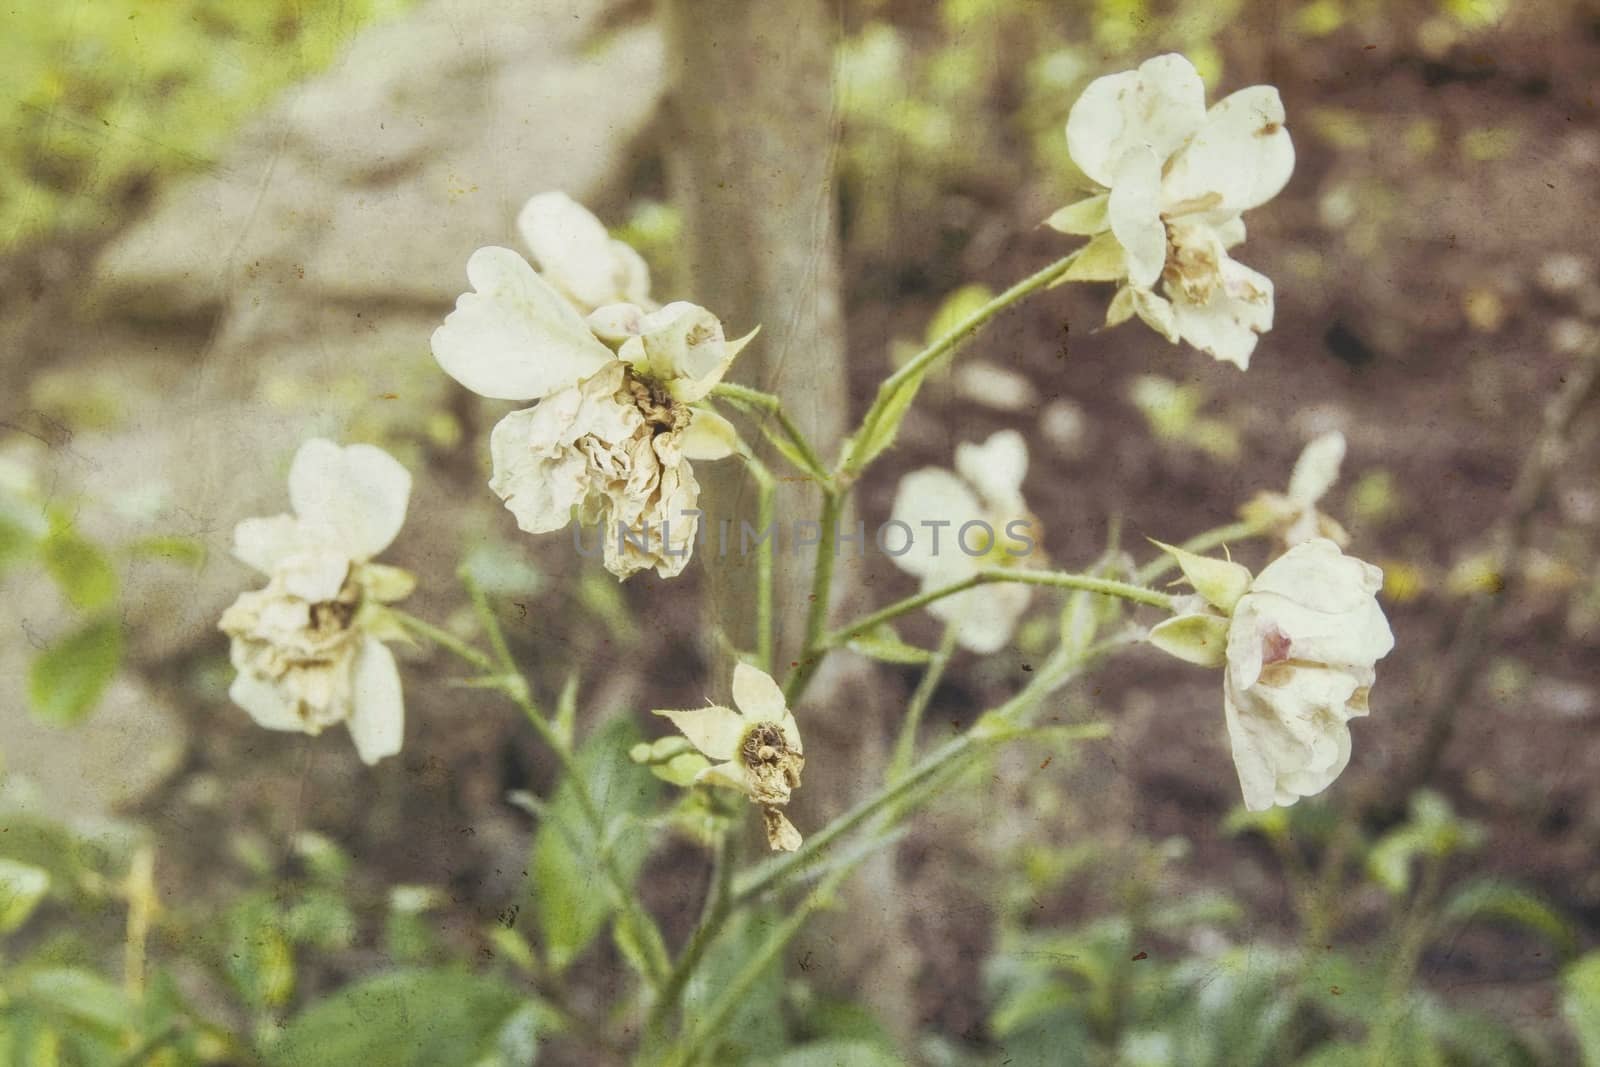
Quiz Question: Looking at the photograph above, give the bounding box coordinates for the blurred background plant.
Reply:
[5,0,1600,1063]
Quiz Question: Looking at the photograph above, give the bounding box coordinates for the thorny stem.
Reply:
[840,251,1082,478]
[828,568,1174,653]
[401,590,673,986]
[888,623,959,782]
[644,828,737,1043]
[712,381,834,488]
[742,452,778,673]
[783,488,842,702]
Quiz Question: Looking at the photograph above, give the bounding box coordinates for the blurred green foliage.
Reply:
[0,0,409,247]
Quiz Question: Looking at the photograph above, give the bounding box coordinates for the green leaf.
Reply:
[1152,541,1252,614]
[41,526,118,611]
[0,858,50,934]
[769,1040,904,1067]
[1058,230,1127,283]
[530,717,660,973]
[924,284,995,346]
[613,903,671,981]
[852,371,925,470]
[1044,194,1110,236]
[1441,879,1576,958]
[126,534,207,569]
[683,906,786,1061]
[0,492,47,576]
[1147,613,1229,667]
[847,623,934,665]
[266,969,543,1067]
[1564,952,1600,1066]
[224,895,296,1010]
[22,968,136,1037]
[27,616,122,726]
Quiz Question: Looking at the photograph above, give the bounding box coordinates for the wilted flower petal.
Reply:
[348,638,405,766]
[1065,54,1206,188]
[517,191,652,313]
[431,246,615,401]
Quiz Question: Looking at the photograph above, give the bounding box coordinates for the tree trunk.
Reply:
[659,0,847,664]
[660,0,923,1043]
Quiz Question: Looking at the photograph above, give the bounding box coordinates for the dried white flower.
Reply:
[432,223,749,579]
[1057,53,1294,369]
[655,663,805,851]
[887,430,1040,653]
[220,439,414,764]
[1148,538,1394,811]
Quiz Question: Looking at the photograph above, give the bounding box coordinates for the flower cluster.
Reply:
[220,439,415,765]
[1149,539,1394,811]
[1051,53,1294,370]
[432,193,749,579]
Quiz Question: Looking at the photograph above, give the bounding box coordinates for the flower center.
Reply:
[624,371,689,435]
[742,722,789,769]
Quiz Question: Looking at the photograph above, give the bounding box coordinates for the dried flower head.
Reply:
[1148,538,1394,811]
[220,439,414,764]
[431,199,749,580]
[654,663,805,851]
[1053,53,1294,369]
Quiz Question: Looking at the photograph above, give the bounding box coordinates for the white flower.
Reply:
[431,232,748,580]
[517,191,653,314]
[887,430,1039,654]
[220,439,414,765]
[655,663,806,851]
[1242,431,1351,547]
[1148,538,1394,811]
[1060,53,1294,369]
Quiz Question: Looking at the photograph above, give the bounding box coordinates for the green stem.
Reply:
[394,611,495,673]
[783,489,842,702]
[736,633,1113,908]
[712,382,834,487]
[743,453,777,673]
[662,858,861,1067]
[416,587,672,986]
[829,567,1172,651]
[840,251,1080,477]
[889,623,959,782]
[1134,520,1263,585]
[645,829,736,1041]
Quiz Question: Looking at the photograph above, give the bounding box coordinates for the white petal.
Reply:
[655,705,745,761]
[487,406,588,535]
[929,579,1033,654]
[888,468,986,579]
[1214,216,1247,249]
[679,408,741,461]
[1065,55,1206,188]
[732,662,788,723]
[1107,148,1168,288]
[1168,256,1274,369]
[694,760,756,798]
[1163,86,1294,216]
[954,430,1029,512]
[1286,431,1347,507]
[276,548,352,602]
[229,670,306,733]
[348,638,405,765]
[233,514,307,574]
[288,439,412,560]
[630,302,728,391]
[1130,286,1180,343]
[517,192,651,313]
[431,246,616,401]
[1251,539,1383,610]
[1223,677,1286,812]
